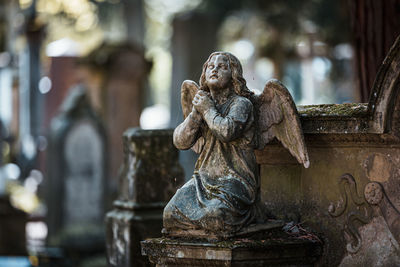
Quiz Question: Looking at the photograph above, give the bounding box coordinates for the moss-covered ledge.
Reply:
[255,101,399,165]
[298,103,368,118]
[297,103,370,134]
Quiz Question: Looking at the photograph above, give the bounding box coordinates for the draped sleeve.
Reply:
[202,97,253,143]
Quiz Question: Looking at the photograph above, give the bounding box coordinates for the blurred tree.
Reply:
[348,0,400,102]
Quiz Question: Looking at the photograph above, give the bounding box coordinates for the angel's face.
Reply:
[205,55,232,89]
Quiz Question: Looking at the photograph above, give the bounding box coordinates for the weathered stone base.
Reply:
[106,203,165,267]
[162,220,285,240]
[141,234,322,267]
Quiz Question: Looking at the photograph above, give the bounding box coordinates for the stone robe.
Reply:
[163,94,259,235]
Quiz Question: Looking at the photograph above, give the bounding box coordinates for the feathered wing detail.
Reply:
[256,79,310,168]
[180,80,205,154]
[181,80,198,118]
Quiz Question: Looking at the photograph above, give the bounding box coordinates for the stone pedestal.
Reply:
[106,128,184,267]
[141,235,322,267]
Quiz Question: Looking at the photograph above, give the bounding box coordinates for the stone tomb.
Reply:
[47,85,107,254]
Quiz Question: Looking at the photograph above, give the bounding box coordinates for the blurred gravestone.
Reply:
[47,85,107,256]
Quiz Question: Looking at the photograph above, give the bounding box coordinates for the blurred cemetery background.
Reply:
[0,0,399,266]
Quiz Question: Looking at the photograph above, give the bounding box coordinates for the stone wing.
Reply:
[181,80,199,118]
[180,80,204,154]
[256,79,310,168]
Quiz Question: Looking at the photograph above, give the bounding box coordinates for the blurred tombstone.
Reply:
[169,11,220,180]
[80,43,151,197]
[47,85,107,256]
[106,128,184,267]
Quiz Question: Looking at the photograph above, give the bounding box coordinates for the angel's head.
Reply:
[199,52,253,99]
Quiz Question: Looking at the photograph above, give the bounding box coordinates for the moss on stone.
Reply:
[298,103,368,117]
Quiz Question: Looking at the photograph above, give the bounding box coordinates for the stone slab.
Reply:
[141,235,322,267]
[162,220,285,240]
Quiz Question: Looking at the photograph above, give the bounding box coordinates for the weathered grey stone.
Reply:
[106,128,184,267]
[339,216,400,267]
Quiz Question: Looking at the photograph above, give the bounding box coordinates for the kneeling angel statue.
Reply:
[163,52,309,238]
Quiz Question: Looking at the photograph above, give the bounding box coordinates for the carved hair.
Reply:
[199,52,254,100]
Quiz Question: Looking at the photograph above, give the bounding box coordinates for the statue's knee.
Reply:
[163,205,174,229]
[163,202,174,219]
